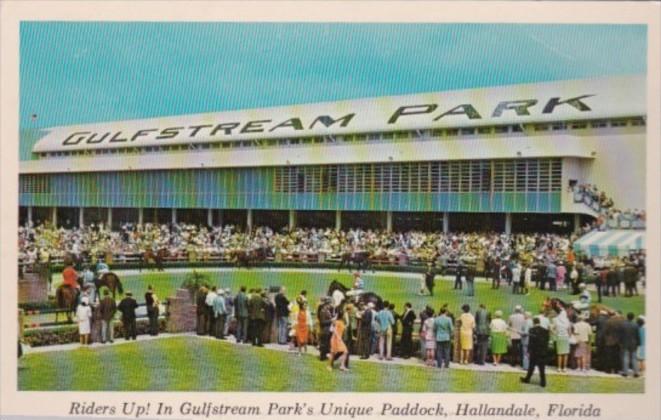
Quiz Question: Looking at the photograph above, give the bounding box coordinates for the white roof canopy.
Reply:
[32,74,645,153]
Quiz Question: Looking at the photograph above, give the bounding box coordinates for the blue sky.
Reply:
[20,23,646,129]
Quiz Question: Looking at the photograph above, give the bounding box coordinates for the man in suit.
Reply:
[520,317,550,387]
[359,303,375,359]
[424,264,436,296]
[318,298,333,360]
[98,289,117,343]
[399,302,416,359]
[248,288,266,346]
[117,291,138,341]
[234,286,249,343]
[474,304,490,365]
[196,286,208,336]
[274,287,290,345]
[620,312,640,377]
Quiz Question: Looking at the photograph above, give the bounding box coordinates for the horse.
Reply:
[230,247,271,269]
[94,272,124,299]
[55,285,78,323]
[337,251,372,273]
[140,248,168,272]
[327,279,384,311]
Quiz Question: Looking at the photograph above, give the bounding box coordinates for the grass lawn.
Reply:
[61,268,645,317]
[18,336,643,392]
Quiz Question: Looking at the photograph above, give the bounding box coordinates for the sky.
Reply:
[20,23,646,129]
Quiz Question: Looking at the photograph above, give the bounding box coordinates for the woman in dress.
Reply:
[76,297,93,345]
[459,304,475,364]
[296,301,309,355]
[552,306,571,372]
[328,309,349,371]
[422,310,436,367]
[489,310,508,366]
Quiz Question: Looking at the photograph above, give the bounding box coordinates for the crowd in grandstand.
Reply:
[19,221,576,264]
[572,184,646,231]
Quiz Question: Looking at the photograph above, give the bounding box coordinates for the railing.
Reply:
[573,190,645,230]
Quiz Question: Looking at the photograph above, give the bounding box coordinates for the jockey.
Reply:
[81,266,97,304]
[352,272,365,290]
[96,260,110,275]
[61,262,80,302]
[572,283,592,313]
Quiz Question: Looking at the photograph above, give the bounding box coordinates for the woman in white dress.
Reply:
[76,297,93,345]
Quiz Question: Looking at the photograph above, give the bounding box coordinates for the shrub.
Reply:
[181,270,210,302]
[22,318,167,347]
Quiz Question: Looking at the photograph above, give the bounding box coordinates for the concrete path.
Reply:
[22,332,633,380]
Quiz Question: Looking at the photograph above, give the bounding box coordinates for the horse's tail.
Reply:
[115,275,124,295]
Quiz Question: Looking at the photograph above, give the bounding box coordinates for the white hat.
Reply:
[514,305,523,312]
[218,289,225,295]
[368,302,375,308]
[81,297,89,304]
[638,315,645,321]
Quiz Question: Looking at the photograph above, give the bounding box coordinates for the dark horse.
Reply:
[94,272,124,299]
[327,279,384,311]
[55,285,78,323]
[140,248,168,272]
[338,251,373,273]
[230,247,271,269]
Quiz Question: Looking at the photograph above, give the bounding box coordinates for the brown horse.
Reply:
[140,248,168,272]
[55,285,77,323]
[229,247,271,269]
[94,272,124,299]
[338,251,372,273]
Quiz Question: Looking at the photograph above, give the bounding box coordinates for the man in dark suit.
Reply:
[620,312,640,377]
[274,287,290,344]
[424,264,436,296]
[98,289,117,343]
[248,289,266,346]
[474,304,490,365]
[117,291,138,341]
[196,287,208,336]
[317,298,333,360]
[234,286,249,343]
[453,261,464,290]
[399,302,416,359]
[520,317,550,387]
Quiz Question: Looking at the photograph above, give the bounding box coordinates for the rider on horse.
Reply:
[81,265,97,304]
[61,262,80,303]
[345,272,365,303]
[96,259,110,275]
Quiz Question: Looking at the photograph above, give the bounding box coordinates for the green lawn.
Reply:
[18,336,642,392]
[66,268,645,317]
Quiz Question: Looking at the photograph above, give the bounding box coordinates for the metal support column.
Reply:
[78,207,84,228]
[505,213,512,235]
[386,211,393,233]
[335,210,342,230]
[27,206,33,225]
[171,208,177,224]
[138,208,144,225]
[288,210,296,230]
[246,209,253,231]
[107,208,112,229]
[52,207,57,227]
[443,212,449,234]
[207,209,213,227]
[574,213,581,234]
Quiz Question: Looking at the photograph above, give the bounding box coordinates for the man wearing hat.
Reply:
[117,291,138,341]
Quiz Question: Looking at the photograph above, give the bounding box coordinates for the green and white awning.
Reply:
[573,230,646,257]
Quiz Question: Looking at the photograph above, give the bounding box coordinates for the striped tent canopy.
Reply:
[573,230,646,257]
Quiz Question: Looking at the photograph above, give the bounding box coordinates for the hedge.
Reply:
[23,318,167,347]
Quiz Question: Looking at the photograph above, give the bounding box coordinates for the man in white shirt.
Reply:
[205,286,218,336]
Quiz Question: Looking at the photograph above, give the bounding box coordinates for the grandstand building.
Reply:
[19,74,645,234]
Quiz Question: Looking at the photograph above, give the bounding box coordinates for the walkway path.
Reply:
[22,331,629,380]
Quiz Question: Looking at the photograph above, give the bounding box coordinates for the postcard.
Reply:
[1,1,659,420]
